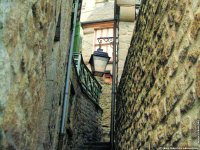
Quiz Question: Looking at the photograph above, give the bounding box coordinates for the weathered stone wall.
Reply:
[0,0,73,149]
[116,0,200,149]
[99,80,112,142]
[71,92,102,146]
[61,62,103,149]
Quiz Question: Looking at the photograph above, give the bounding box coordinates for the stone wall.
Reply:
[61,62,103,149]
[0,0,73,149]
[116,0,200,149]
[99,80,112,142]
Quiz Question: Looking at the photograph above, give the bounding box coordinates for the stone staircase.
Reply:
[73,142,111,150]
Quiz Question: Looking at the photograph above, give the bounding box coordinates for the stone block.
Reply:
[149,106,159,126]
[179,139,192,147]
[46,58,58,81]
[196,61,200,99]
[180,89,196,113]
[159,98,167,121]
[171,130,182,145]
[187,49,199,64]
[117,0,135,6]
[190,11,200,39]
[181,116,191,137]
[157,125,166,142]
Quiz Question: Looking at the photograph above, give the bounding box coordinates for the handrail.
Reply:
[73,53,102,103]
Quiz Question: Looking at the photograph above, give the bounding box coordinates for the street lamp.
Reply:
[89,47,110,77]
[89,37,113,77]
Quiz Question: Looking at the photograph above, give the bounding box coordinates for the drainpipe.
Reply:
[60,0,80,135]
[111,0,118,149]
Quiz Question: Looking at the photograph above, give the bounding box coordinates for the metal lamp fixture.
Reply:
[89,47,110,77]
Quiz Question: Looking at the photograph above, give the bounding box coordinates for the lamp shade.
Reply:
[89,48,110,77]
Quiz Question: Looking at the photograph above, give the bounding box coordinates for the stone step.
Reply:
[78,146,110,150]
[73,142,110,150]
[84,142,110,146]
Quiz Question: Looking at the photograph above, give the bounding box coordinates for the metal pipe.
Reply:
[60,0,80,134]
[111,0,118,149]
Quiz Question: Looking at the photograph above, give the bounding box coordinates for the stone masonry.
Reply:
[61,62,103,149]
[99,79,112,142]
[116,0,200,149]
[0,0,74,149]
[0,0,104,149]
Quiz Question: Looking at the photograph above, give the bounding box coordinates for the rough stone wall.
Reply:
[0,0,73,149]
[99,80,112,142]
[116,0,200,149]
[63,62,102,149]
[72,92,102,146]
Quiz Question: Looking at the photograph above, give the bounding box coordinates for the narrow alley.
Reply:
[0,0,199,150]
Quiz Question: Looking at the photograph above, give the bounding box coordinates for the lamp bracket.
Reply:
[97,37,114,44]
[97,37,118,48]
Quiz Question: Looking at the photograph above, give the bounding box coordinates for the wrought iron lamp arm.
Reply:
[97,37,117,48]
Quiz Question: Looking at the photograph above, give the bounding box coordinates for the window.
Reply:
[94,28,113,61]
